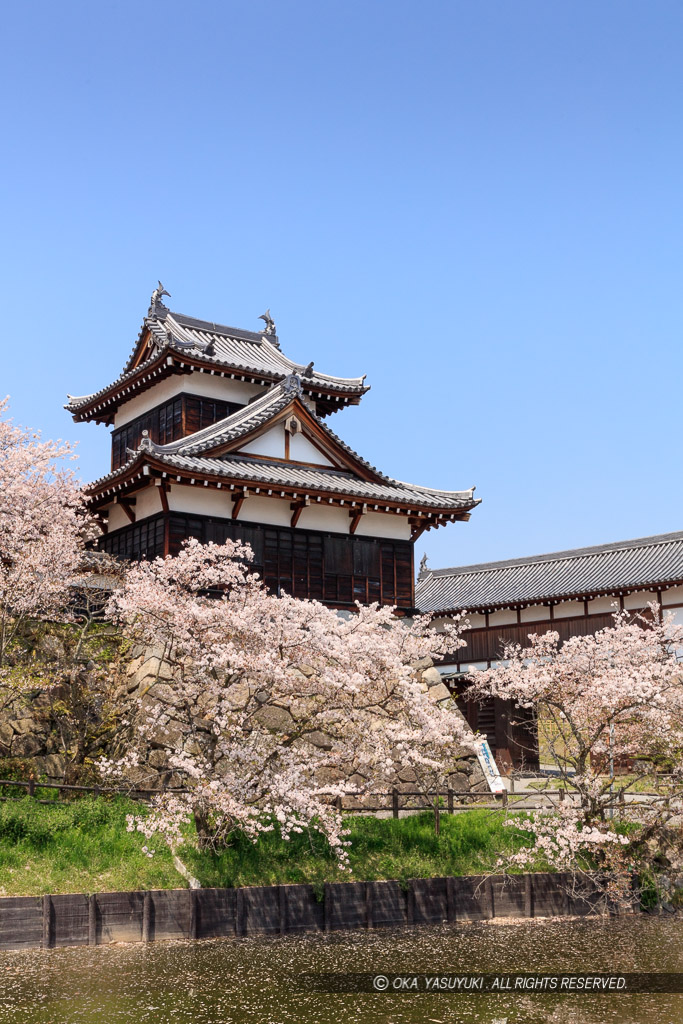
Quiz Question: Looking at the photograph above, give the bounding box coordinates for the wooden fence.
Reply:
[0,871,616,952]
[0,778,573,834]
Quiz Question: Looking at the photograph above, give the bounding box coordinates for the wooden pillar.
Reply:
[42,894,53,949]
[142,892,151,943]
[446,876,456,923]
[235,888,245,937]
[88,894,97,946]
[279,886,287,935]
[188,889,197,940]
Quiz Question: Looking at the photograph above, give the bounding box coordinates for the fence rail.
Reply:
[0,778,513,828]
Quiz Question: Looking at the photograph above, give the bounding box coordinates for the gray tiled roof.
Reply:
[148,453,477,509]
[87,374,478,513]
[416,531,683,613]
[66,307,367,414]
[152,375,394,483]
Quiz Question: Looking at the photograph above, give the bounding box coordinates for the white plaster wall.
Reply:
[106,504,130,532]
[237,495,292,528]
[290,432,334,466]
[121,482,416,541]
[553,600,585,619]
[239,425,285,459]
[167,484,234,518]
[520,604,548,623]
[662,585,683,606]
[624,590,656,610]
[136,486,164,519]
[114,374,262,427]
[296,504,351,534]
[355,511,411,541]
[587,596,620,614]
[488,609,518,626]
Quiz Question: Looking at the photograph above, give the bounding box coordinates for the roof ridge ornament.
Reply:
[258,308,280,349]
[282,373,303,396]
[418,553,429,578]
[149,281,171,317]
[126,429,157,459]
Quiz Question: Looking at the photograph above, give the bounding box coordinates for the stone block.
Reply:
[12,733,43,757]
[254,705,295,733]
[427,683,452,703]
[421,667,443,688]
[44,754,66,778]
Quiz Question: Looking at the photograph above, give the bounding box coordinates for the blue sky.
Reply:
[2,1,682,570]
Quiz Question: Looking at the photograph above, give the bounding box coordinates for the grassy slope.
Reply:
[0,797,182,897]
[0,797,541,897]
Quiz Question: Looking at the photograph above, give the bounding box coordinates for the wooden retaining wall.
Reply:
[0,873,611,952]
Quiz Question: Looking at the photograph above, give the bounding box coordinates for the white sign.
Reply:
[476,739,506,794]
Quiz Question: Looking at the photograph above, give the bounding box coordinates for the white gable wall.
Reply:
[239,424,285,459]
[290,431,335,466]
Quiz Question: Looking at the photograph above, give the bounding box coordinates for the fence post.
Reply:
[434,795,440,836]
[42,894,53,949]
[618,790,625,817]
[88,894,97,946]
[447,787,454,814]
[324,883,332,933]
[502,789,508,809]
[28,779,35,798]
[188,889,197,940]
[392,788,399,820]
[559,788,565,805]
[142,892,151,943]
[510,776,515,794]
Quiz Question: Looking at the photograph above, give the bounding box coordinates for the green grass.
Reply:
[0,795,546,897]
[186,809,543,890]
[0,797,182,897]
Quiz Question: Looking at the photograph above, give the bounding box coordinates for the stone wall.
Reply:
[0,649,486,795]
[115,648,486,795]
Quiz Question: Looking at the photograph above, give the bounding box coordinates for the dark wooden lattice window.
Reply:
[111,394,240,470]
[101,513,414,610]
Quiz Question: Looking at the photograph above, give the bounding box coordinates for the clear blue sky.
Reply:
[2,1,682,570]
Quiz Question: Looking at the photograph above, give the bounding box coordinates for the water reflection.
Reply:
[0,916,680,1024]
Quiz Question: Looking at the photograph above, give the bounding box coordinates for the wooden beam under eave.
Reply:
[290,498,310,528]
[157,483,169,514]
[232,494,245,520]
[349,510,363,535]
[118,499,136,524]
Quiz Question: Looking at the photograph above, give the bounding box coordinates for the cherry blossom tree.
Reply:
[0,398,128,781]
[105,538,476,863]
[466,609,683,903]
[0,397,90,675]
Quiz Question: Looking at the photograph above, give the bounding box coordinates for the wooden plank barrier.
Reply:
[0,872,619,951]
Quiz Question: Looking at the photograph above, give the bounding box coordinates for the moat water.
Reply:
[0,915,680,1024]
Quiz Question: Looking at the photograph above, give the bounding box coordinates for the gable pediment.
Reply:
[195,394,381,482]
[236,422,336,467]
